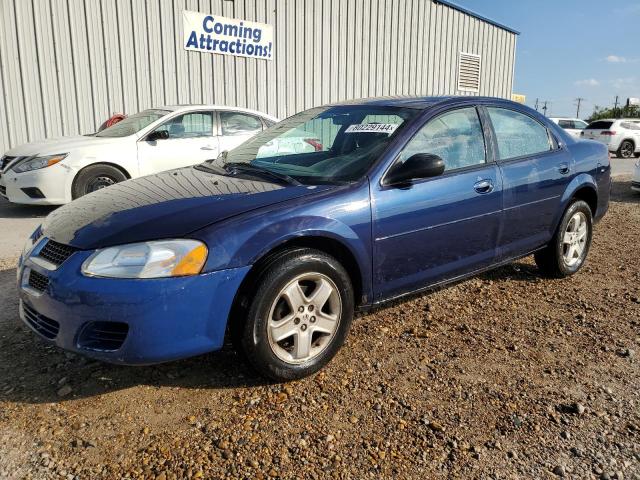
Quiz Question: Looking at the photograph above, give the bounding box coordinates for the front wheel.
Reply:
[239,248,354,381]
[72,164,127,199]
[534,200,593,278]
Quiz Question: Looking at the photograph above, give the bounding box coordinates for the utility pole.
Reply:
[575,97,585,118]
[542,101,548,116]
[534,98,539,111]
[613,96,620,118]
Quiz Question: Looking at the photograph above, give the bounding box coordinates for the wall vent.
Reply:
[457,52,481,92]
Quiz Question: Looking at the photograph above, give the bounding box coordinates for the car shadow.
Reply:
[1,263,538,405]
[610,179,640,204]
[0,266,272,405]
[0,198,57,219]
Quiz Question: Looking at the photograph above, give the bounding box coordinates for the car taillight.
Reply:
[303,138,323,152]
[601,131,616,136]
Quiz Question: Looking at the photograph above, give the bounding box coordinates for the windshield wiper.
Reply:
[224,162,302,186]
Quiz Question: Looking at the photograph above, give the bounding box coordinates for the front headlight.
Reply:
[81,240,208,279]
[12,154,68,173]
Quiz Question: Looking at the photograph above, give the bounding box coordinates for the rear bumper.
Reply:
[17,247,250,365]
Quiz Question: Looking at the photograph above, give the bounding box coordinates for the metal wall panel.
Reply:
[0,0,517,153]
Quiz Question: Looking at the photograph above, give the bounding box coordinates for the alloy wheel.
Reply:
[267,272,342,364]
[562,211,588,267]
[620,141,634,158]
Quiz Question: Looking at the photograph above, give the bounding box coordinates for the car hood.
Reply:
[4,134,126,157]
[41,167,333,249]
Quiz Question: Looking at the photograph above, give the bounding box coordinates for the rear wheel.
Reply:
[534,200,593,278]
[72,164,127,199]
[238,248,354,381]
[617,140,635,159]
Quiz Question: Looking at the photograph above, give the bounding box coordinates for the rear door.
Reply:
[216,111,265,153]
[484,106,573,259]
[372,106,502,301]
[137,111,218,175]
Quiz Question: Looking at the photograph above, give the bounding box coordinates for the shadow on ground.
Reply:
[0,198,57,219]
[610,178,640,205]
[0,260,538,405]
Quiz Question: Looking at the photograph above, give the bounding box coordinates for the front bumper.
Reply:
[0,164,72,205]
[17,244,250,365]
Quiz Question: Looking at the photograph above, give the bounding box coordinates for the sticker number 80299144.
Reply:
[344,123,399,134]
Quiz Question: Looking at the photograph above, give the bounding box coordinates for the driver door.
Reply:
[137,111,219,175]
[371,106,503,301]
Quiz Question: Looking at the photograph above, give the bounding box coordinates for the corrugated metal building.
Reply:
[0,0,518,153]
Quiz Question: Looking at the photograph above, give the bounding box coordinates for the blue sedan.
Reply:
[17,96,610,381]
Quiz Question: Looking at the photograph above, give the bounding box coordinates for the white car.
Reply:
[549,117,589,139]
[0,105,278,205]
[632,158,640,193]
[581,118,640,159]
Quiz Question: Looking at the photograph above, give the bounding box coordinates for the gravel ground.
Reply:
[0,178,638,480]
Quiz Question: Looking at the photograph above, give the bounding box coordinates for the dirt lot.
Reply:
[0,178,639,480]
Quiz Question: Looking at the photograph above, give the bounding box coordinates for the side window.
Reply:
[156,112,213,139]
[558,120,572,129]
[399,107,486,171]
[487,107,551,160]
[574,120,588,130]
[220,112,263,135]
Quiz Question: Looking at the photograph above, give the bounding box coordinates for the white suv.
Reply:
[549,117,589,139]
[581,118,640,158]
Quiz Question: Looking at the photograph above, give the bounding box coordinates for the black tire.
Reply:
[72,164,127,199]
[617,140,635,159]
[238,248,354,381]
[534,200,593,278]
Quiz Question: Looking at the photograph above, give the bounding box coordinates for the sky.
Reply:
[453,0,640,118]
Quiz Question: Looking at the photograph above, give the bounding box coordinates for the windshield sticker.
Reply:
[345,123,399,134]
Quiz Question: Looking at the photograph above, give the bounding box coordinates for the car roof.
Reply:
[327,95,528,110]
[157,104,278,119]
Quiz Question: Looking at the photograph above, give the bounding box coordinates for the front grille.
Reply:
[22,303,59,340]
[38,239,77,267]
[27,270,49,293]
[78,322,129,352]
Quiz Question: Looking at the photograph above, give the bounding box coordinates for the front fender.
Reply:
[195,183,373,304]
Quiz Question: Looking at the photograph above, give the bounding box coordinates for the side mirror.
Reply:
[146,130,169,142]
[385,153,445,186]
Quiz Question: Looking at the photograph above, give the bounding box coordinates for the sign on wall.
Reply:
[183,10,274,60]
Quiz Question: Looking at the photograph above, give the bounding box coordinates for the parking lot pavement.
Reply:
[0,199,55,258]
[610,156,637,177]
[0,178,639,479]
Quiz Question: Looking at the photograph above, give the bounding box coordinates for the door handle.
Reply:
[558,163,570,174]
[200,146,215,151]
[473,179,494,194]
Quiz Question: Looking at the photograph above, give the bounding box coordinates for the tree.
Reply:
[587,104,640,122]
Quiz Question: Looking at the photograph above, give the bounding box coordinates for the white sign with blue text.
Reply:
[183,10,274,60]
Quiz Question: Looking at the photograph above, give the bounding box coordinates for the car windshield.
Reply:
[95,109,171,137]
[207,105,419,184]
